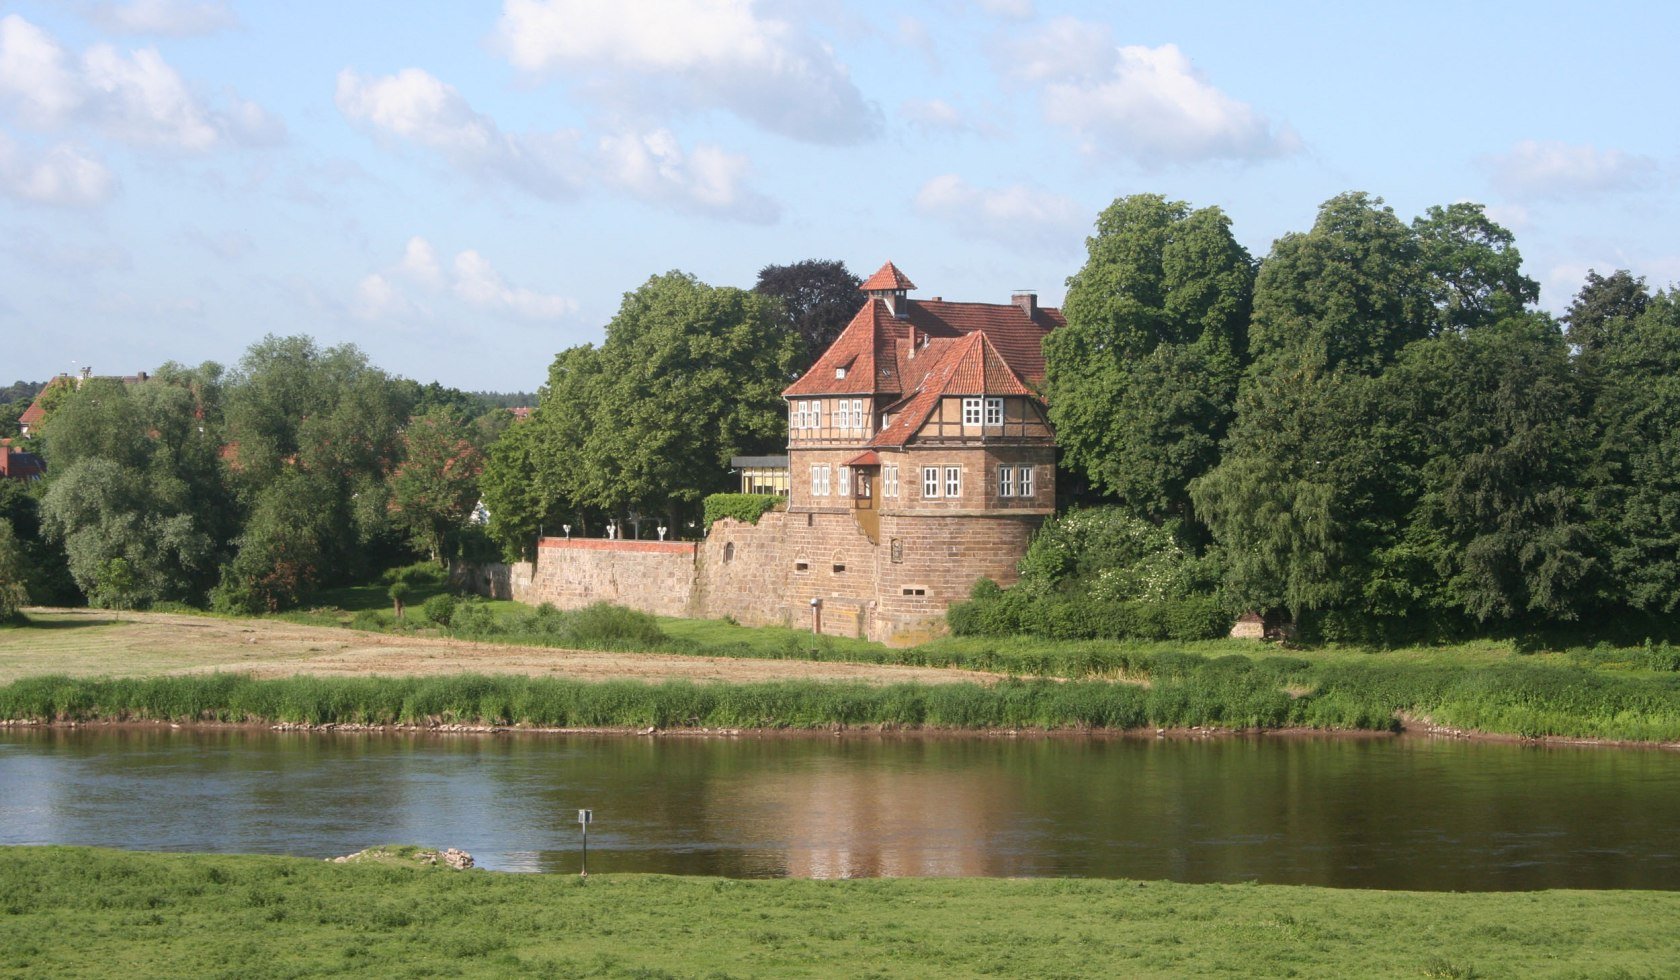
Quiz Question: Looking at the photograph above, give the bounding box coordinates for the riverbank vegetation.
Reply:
[5,638,1680,740]
[3,846,1677,977]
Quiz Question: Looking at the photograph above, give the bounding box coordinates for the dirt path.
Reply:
[0,608,1000,686]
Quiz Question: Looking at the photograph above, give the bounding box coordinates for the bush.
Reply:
[563,602,666,649]
[381,563,445,587]
[450,597,497,634]
[350,610,386,632]
[702,493,781,531]
[949,585,1232,642]
[421,594,457,627]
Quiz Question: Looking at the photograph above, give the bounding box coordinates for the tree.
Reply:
[1564,269,1650,353]
[1044,195,1254,524]
[1585,290,1680,613]
[754,259,862,362]
[390,407,486,567]
[39,456,216,607]
[1382,315,1601,622]
[578,272,799,525]
[1249,192,1432,374]
[0,518,29,619]
[479,414,553,561]
[1412,203,1538,333]
[211,469,336,613]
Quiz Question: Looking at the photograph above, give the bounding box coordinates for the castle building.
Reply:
[769,262,1062,640]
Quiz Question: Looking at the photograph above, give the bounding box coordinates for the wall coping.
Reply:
[537,537,697,555]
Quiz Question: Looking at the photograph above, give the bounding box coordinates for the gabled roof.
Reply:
[18,398,45,428]
[860,261,916,292]
[783,300,903,397]
[868,332,1036,448]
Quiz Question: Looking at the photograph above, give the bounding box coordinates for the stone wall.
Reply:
[475,507,1044,645]
[525,538,697,617]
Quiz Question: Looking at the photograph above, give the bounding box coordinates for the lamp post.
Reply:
[562,524,571,540]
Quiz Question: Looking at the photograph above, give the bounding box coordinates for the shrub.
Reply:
[702,493,781,531]
[421,594,457,628]
[563,602,667,649]
[350,609,386,632]
[450,597,497,634]
[381,563,446,587]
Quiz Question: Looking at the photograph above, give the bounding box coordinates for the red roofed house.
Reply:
[772,262,1060,640]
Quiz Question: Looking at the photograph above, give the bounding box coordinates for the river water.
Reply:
[1,728,1676,889]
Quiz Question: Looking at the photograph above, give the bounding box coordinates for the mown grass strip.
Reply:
[3,846,1678,978]
[4,657,1680,740]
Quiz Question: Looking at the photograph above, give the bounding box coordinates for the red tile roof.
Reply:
[844,450,881,467]
[18,398,45,428]
[784,265,1062,447]
[860,261,916,292]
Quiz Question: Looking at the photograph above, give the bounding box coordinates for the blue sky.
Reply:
[2,0,1674,392]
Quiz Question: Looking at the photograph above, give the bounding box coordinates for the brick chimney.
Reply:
[1012,290,1038,321]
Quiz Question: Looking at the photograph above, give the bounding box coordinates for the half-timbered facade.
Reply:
[774,262,1062,639]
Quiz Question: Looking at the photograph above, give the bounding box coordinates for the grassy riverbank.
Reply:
[4,657,1680,740]
[2,846,1676,978]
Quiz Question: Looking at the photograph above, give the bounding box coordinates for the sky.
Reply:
[1,0,1675,393]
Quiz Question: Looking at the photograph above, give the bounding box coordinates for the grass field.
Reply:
[7,604,1680,741]
[2,846,1676,978]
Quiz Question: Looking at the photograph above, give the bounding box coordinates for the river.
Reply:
[1,728,1675,889]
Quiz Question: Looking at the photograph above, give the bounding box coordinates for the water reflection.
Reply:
[0,728,1676,890]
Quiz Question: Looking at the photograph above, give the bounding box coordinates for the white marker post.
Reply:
[578,808,593,878]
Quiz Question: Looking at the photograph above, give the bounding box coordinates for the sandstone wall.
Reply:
[524,538,697,617]
[466,508,1042,646]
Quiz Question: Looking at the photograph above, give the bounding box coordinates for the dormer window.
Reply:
[835,366,847,379]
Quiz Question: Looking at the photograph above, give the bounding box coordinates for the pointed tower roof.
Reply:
[860,261,916,292]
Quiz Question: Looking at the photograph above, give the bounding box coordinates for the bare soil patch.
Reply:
[0,608,1001,686]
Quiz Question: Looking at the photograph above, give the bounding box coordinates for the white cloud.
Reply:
[452,250,576,320]
[87,0,238,37]
[354,236,577,323]
[352,272,413,320]
[1486,140,1659,200]
[597,128,778,222]
[398,236,442,287]
[0,14,280,151]
[336,66,582,199]
[337,67,777,221]
[493,0,880,144]
[0,133,116,206]
[82,44,219,149]
[913,174,1084,247]
[0,15,83,126]
[1005,20,1297,165]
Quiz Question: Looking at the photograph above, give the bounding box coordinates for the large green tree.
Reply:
[1194,193,1542,630]
[390,407,485,566]
[1585,289,1680,613]
[1044,194,1254,523]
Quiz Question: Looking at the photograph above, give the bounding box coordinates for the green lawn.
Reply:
[2,846,1675,978]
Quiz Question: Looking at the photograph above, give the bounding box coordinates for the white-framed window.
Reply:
[923,466,940,498]
[810,464,824,496]
[883,464,898,497]
[851,399,864,431]
[793,402,807,430]
[837,466,851,497]
[819,465,831,496]
[962,397,983,426]
[985,397,1004,426]
[945,466,962,498]
[998,465,1015,497]
[813,400,822,430]
[1018,465,1035,497]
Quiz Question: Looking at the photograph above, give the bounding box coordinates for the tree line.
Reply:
[0,337,508,615]
[1031,192,1677,642]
